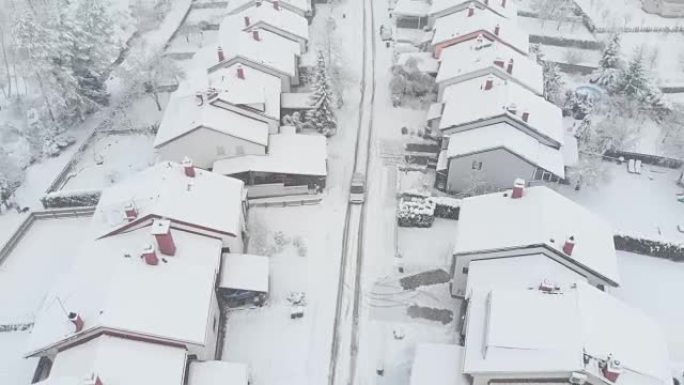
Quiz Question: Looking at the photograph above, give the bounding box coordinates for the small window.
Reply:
[534,168,544,180]
[542,171,552,182]
[213,316,217,331]
[235,145,245,156]
[462,267,469,274]
[550,174,559,183]
[471,160,482,170]
[216,145,226,156]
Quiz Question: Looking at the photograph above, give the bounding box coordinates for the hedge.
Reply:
[41,189,102,209]
[614,234,684,261]
[397,195,436,227]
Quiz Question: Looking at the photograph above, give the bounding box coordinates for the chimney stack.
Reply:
[484,76,494,90]
[124,202,138,221]
[511,178,525,199]
[252,30,261,41]
[602,355,622,383]
[182,156,195,178]
[244,16,251,27]
[237,65,245,79]
[562,236,575,256]
[217,46,225,62]
[142,244,159,266]
[467,4,474,17]
[506,58,514,74]
[494,24,500,36]
[151,219,176,256]
[522,111,530,122]
[83,374,104,385]
[493,57,504,68]
[273,0,280,10]
[68,312,84,332]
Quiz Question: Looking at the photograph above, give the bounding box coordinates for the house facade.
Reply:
[642,0,684,16]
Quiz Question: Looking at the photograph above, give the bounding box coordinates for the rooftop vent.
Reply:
[563,236,576,256]
[511,178,525,199]
[141,244,159,266]
[182,156,195,178]
[68,312,84,333]
[124,202,138,221]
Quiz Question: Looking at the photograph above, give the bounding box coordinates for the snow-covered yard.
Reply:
[221,202,346,385]
[518,15,596,41]
[166,29,219,54]
[615,32,684,84]
[615,251,684,362]
[554,162,684,243]
[397,219,459,271]
[575,0,684,29]
[58,132,157,192]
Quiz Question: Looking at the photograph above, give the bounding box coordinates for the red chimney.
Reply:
[467,5,474,16]
[273,0,280,10]
[68,312,84,332]
[252,30,261,41]
[142,244,159,266]
[484,77,494,90]
[182,157,195,178]
[511,178,525,199]
[493,58,504,67]
[506,58,514,74]
[602,356,622,383]
[84,374,104,385]
[501,0,507,7]
[563,236,575,256]
[217,46,225,62]
[124,202,138,221]
[494,24,500,36]
[151,219,176,256]
[244,16,251,27]
[237,65,245,79]
[522,111,530,122]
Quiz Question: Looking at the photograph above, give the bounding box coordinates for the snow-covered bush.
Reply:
[40,189,101,209]
[614,234,684,261]
[433,197,461,220]
[397,195,436,227]
[389,58,436,107]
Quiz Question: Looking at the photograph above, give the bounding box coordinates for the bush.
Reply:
[397,195,435,227]
[40,189,101,209]
[433,197,461,219]
[614,234,684,261]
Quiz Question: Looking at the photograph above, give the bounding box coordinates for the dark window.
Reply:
[213,316,217,331]
[534,168,544,180]
[471,160,482,170]
[462,267,469,274]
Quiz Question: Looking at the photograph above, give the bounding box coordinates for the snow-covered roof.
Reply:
[446,123,566,177]
[154,91,270,148]
[431,8,529,55]
[182,51,282,121]
[440,76,563,146]
[453,185,619,285]
[25,227,222,356]
[429,0,517,20]
[427,102,444,121]
[217,17,300,76]
[410,344,469,385]
[92,162,246,238]
[393,0,430,17]
[397,52,440,74]
[220,253,270,293]
[227,0,311,16]
[437,39,543,95]
[281,92,317,109]
[562,132,579,167]
[464,254,588,297]
[464,283,671,385]
[188,361,249,385]
[212,133,327,176]
[35,335,187,385]
[239,4,310,41]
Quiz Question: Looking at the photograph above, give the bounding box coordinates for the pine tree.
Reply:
[542,62,564,105]
[592,34,625,93]
[308,50,337,137]
[622,50,649,98]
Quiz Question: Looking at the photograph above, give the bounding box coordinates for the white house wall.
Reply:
[446,148,536,194]
[156,127,266,170]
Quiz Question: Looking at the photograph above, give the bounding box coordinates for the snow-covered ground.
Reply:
[615,32,684,84]
[167,29,219,54]
[397,219,459,272]
[554,162,684,243]
[575,0,684,29]
[615,251,684,362]
[518,15,595,41]
[0,216,92,384]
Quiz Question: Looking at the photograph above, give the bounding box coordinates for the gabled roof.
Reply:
[429,0,517,19]
[34,335,187,385]
[154,91,270,148]
[212,132,327,177]
[92,162,246,238]
[437,39,543,95]
[453,185,619,285]
[440,76,563,146]
[25,227,223,356]
[240,3,309,41]
[446,123,565,178]
[464,283,670,385]
[184,47,282,120]
[217,19,300,76]
[431,8,529,55]
[228,0,311,16]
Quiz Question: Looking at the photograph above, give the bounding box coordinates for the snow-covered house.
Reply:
[154,91,269,170]
[435,76,566,193]
[215,22,301,91]
[185,46,283,133]
[213,130,328,194]
[450,185,619,297]
[228,0,313,18]
[92,162,248,252]
[428,0,516,27]
[229,3,310,53]
[463,282,671,385]
[436,38,543,100]
[431,7,529,59]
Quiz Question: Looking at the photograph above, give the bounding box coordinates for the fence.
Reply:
[529,34,603,50]
[246,183,311,199]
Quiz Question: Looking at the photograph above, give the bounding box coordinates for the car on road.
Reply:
[350,172,365,203]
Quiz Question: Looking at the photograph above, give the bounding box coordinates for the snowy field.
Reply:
[0,216,92,384]
[397,219,459,271]
[59,132,157,192]
[615,251,684,362]
[221,204,345,385]
[575,0,684,29]
[615,32,684,84]
[518,15,595,41]
[554,162,684,243]
[167,29,219,54]
[184,6,230,26]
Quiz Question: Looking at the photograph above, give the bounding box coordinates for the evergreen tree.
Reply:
[308,50,337,136]
[592,34,625,93]
[621,50,649,98]
[542,61,564,105]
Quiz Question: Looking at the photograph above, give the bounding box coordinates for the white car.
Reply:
[350,172,365,204]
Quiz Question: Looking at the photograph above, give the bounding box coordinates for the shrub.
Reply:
[41,189,102,209]
[397,195,435,227]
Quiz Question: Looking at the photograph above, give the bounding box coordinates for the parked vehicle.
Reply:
[350,172,365,203]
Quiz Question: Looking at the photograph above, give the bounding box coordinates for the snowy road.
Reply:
[328,0,377,382]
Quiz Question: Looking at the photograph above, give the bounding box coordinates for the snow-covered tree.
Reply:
[389,58,436,106]
[0,148,23,210]
[620,49,668,111]
[305,50,337,136]
[542,61,564,105]
[592,34,625,93]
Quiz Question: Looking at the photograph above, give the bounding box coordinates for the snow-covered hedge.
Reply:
[529,35,602,50]
[397,195,436,227]
[41,189,102,209]
[614,234,684,261]
[433,197,461,220]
